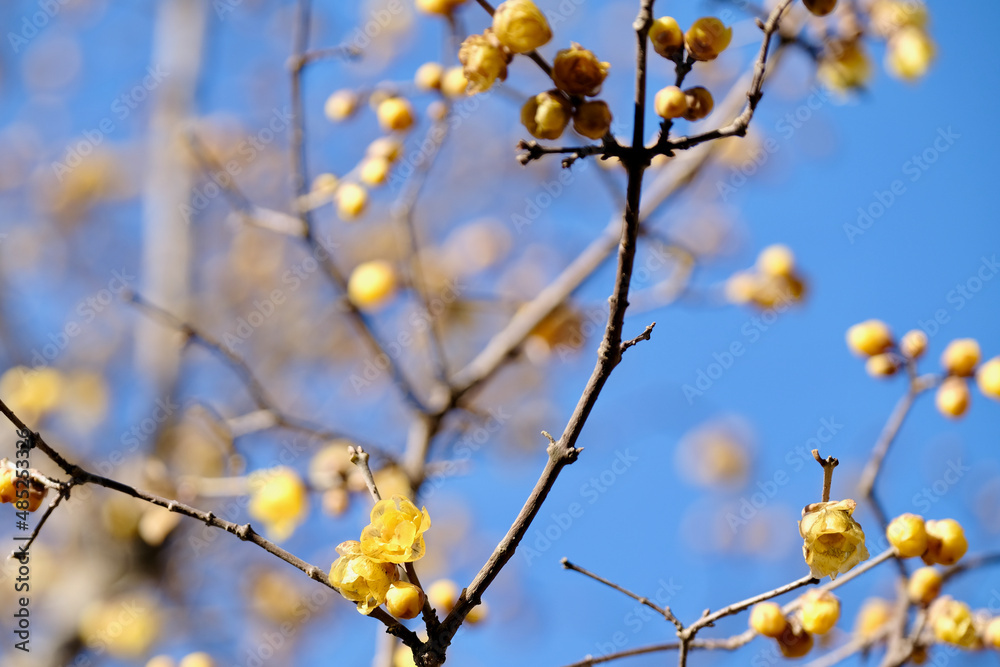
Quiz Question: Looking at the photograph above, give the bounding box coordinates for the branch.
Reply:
[620,322,655,354]
[811,449,839,503]
[561,557,682,631]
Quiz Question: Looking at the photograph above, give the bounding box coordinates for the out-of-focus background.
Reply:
[0,0,997,665]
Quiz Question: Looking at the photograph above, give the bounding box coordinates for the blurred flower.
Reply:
[79,594,161,658]
[750,601,787,637]
[800,590,840,634]
[886,27,935,81]
[930,597,977,647]
[248,467,308,542]
[818,41,872,93]
[348,260,398,311]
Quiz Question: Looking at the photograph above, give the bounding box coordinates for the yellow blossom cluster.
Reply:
[725,244,807,310]
[329,495,431,616]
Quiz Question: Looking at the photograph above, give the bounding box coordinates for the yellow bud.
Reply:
[935,377,970,419]
[800,590,840,635]
[385,581,426,620]
[803,0,837,16]
[466,600,489,624]
[360,157,391,186]
[336,183,368,221]
[377,97,415,132]
[870,0,928,38]
[846,319,893,357]
[776,625,814,658]
[416,0,466,15]
[248,467,308,542]
[415,62,444,91]
[179,653,215,667]
[941,338,980,377]
[441,66,470,97]
[367,137,403,162]
[427,579,459,614]
[900,329,928,359]
[552,43,610,97]
[799,498,869,580]
[324,90,358,122]
[855,598,892,640]
[818,40,872,92]
[685,17,732,61]
[887,27,935,81]
[750,602,787,638]
[866,353,899,378]
[653,86,688,119]
[725,271,759,305]
[521,90,572,140]
[572,100,612,140]
[886,513,928,558]
[492,0,552,54]
[931,597,977,647]
[649,17,684,58]
[682,86,714,121]
[907,567,942,606]
[984,617,1000,649]
[348,261,397,310]
[459,30,510,94]
[922,519,968,566]
[977,357,1000,400]
[756,244,795,278]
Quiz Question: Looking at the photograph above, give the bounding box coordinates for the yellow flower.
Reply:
[922,518,968,566]
[385,581,426,619]
[936,377,970,419]
[329,540,399,615]
[427,579,459,613]
[818,41,872,92]
[348,261,398,311]
[0,366,63,423]
[870,0,928,38]
[492,0,552,54]
[179,653,215,667]
[799,499,870,580]
[684,17,732,61]
[415,62,444,91]
[846,319,893,356]
[552,44,610,97]
[900,329,928,359]
[803,0,837,16]
[886,27,935,81]
[572,101,612,140]
[648,17,684,58]
[441,66,470,97]
[336,182,368,220]
[416,0,466,15]
[757,244,795,278]
[931,597,977,648]
[377,97,415,132]
[984,616,1000,649]
[866,353,899,378]
[749,601,787,638]
[855,598,892,640]
[521,91,572,140]
[977,356,1000,400]
[360,157,391,186]
[248,467,308,542]
[459,30,510,94]
[682,86,713,121]
[887,513,928,558]
[324,90,358,122]
[907,567,942,606]
[360,495,432,563]
[800,590,841,635]
[653,86,688,119]
[941,338,980,377]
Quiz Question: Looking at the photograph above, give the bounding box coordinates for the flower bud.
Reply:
[348,261,398,311]
[756,244,795,278]
[654,86,688,119]
[818,40,872,92]
[931,597,977,647]
[179,653,215,667]
[984,617,1000,649]
[459,30,510,94]
[776,625,813,658]
[441,67,470,97]
[336,183,368,220]
[799,498,869,580]
[415,62,444,91]
[377,98,415,132]
[922,519,968,566]
[367,137,403,162]
[866,353,899,378]
[649,17,684,58]
[466,600,489,624]
[427,579,459,614]
[572,101,612,139]
[725,271,759,305]
[521,90,572,140]
[750,602,787,638]
[886,513,928,558]
[385,581,426,620]
[935,377,970,419]
[325,90,359,122]
[493,0,552,54]
[855,598,892,640]
[682,86,713,121]
[900,329,928,359]
[941,338,980,377]
[846,319,893,357]
[977,357,1000,400]
[552,44,610,97]
[887,27,935,81]
[685,17,732,61]
[907,567,942,606]
[800,591,840,635]
[360,157,391,186]
[803,0,837,16]
[416,0,466,15]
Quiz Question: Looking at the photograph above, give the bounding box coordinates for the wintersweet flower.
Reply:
[459,31,510,94]
[799,499,870,580]
[684,18,732,61]
[931,597,977,647]
[552,44,610,97]
[248,467,308,542]
[329,540,400,615]
[521,91,572,140]
[492,0,552,54]
[360,495,432,563]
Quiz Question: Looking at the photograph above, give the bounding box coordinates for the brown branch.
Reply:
[811,449,839,503]
[620,322,656,354]
[561,557,682,631]
[349,446,382,502]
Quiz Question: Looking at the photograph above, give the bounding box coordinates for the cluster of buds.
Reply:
[648,16,732,124]
[0,459,49,512]
[725,244,807,310]
[749,589,842,659]
[886,513,968,566]
[845,321,999,418]
[328,495,431,617]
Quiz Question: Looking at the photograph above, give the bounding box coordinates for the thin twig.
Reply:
[811,449,839,503]
[349,446,382,502]
[8,488,67,560]
[561,557,682,630]
[620,322,656,354]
